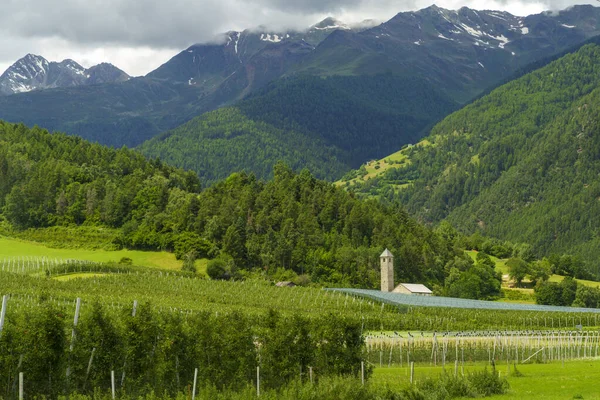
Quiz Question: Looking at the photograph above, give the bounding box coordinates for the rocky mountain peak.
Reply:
[311,17,350,31]
[0,55,129,95]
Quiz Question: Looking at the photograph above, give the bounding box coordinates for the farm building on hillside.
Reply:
[380,249,432,296]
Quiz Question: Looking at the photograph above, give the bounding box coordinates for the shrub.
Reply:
[467,366,509,396]
[417,374,474,399]
[206,257,229,280]
[119,257,133,265]
[293,274,312,286]
[182,251,197,273]
[173,232,213,260]
[414,367,508,399]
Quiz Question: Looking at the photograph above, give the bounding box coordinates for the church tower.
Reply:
[380,248,394,292]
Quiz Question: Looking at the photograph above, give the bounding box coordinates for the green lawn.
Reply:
[0,236,194,272]
[371,359,600,399]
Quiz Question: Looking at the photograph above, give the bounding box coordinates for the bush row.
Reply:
[0,302,366,398]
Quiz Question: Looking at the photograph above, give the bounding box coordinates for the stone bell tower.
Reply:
[380,248,394,292]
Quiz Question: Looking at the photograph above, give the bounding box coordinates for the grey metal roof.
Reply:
[327,288,600,313]
[380,248,394,258]
[397,283,432,294]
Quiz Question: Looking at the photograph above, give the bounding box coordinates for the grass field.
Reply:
[52,272,108,281]
[0,236,208,273]
[359,151,409,181]
[336,140,432,187]
[549,274,600,288]
[371,359,600,399]
[465,250,508,273]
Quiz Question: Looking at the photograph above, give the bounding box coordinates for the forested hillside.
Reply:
[0,78,211,147]
[0,121,463,288]
[0,122,201,229]
[343,44,600,273]
[138,74,456,185]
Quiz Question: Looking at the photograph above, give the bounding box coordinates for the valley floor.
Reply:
[372,359,600,399]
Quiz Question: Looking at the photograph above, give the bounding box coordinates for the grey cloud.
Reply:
[257,0,363,13]
[0,0,324,49]
[0,0,595,49]
[3,0,231,48]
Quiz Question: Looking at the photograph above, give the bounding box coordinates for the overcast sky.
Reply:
[0,0,595,77]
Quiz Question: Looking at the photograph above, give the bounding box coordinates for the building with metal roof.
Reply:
[392,283,433,296]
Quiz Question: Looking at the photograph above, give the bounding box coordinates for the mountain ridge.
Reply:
[294,4,600,101]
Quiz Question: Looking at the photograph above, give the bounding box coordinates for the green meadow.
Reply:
[0,236,209,274]
[372,359,600,399]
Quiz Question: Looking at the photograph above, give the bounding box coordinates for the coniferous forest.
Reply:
[138,74,457,185]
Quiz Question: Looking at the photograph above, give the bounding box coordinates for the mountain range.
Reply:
[293,5,600,101]
[0,54,129,96]
[0,5,600,178]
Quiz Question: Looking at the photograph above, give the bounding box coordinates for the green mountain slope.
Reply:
[0,121,201,229]
[0,120,460,287]
[0,78,216,148]
[341,44,600,272]
[138,74,457,185]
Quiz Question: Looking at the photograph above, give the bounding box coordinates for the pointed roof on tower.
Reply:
[380,248,393,258]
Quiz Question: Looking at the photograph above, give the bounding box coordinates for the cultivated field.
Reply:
[2,248,600,398]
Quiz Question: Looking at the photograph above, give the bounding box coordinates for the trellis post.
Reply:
[361,361,365,385]
[111,370,115,400]
[0,295,7,336]
[192,368,198,400]
[256,366,260,397]
[19,372,23,400]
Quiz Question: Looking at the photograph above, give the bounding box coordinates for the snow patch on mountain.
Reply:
[313,24,349,30]
[260,33,282,42]
[459,23,484,37]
